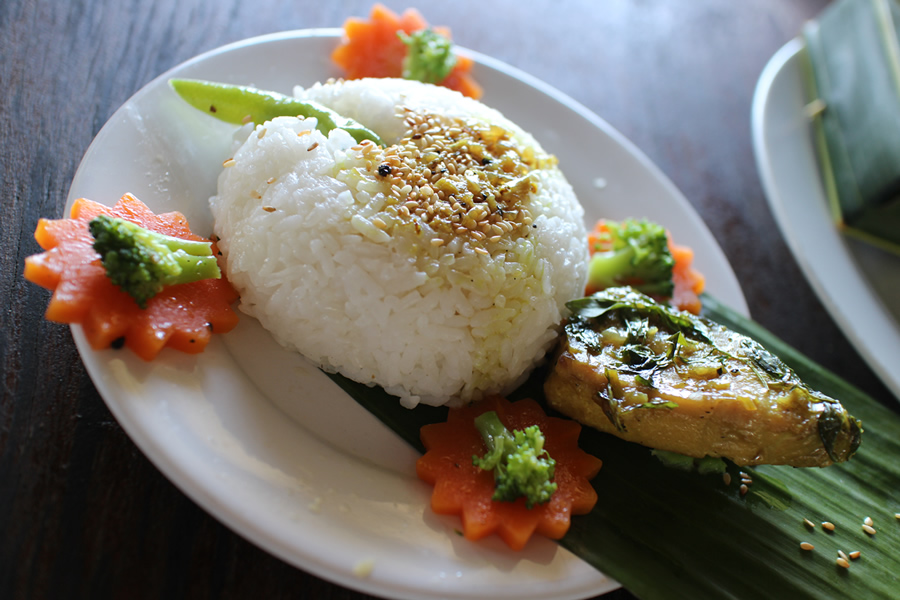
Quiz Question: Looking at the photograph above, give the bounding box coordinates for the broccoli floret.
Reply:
[89,214,221,308]
[472,411,557,509]
[587,218,675,297]
[398,29,457,84]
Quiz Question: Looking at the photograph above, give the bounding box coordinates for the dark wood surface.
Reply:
[3,0,897,599]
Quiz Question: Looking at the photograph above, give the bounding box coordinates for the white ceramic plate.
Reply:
[67,29,747,600]
[752,38,900,403]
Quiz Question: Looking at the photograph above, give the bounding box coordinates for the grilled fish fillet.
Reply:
[544,287,861,467]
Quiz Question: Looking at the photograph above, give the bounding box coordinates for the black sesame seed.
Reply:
[110,337,126,350]
[209,105,217,113]
[377,163,392,177]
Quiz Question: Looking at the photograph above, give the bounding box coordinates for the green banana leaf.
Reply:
[327,293,900,599]
[802,0,900,255]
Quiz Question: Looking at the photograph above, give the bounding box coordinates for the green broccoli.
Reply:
[587,218,675,298]
[398,29,457,84]
[89,214,221,309]
[472,411,557,509]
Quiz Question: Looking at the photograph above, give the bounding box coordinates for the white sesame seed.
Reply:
[723,473,732,486]
[864,516,873,527]
[241,114,253,124]
[740,484,748,496]
[222,158,236,168]
[257,127,267,139]
[822,522,835,532]
[836,557,850,569]
[474,247,489,256]
[430,238,444,247]
[838,550,849,562]
[262,206,275,213]
[800,542,814,551]
[849,551,861,560]
[803,518,815,529]
[266,176,277,184]
[862,524,876,535]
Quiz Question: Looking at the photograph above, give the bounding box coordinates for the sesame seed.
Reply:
[266,176,277,184]
[372,217,387,229]
[740,484,748,496]
[838,550,849,562]
[822,522,835,532]
[307,142,319,152]
[250,190,262,199]
[836,557,850,569]
[849,551,861,560]
[864,516,873,527]
[723,473,732,486]
[241,114,253,124]
[257,127,267,139]
[862,524,876,535]
[222,158,236,168]
[430,238,444,247]
[803,518,815,529]
[474,247,489,256]
[800,542,814,551]
[262,206,275,212]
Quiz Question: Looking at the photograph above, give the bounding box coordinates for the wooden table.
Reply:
[3,0,896,598]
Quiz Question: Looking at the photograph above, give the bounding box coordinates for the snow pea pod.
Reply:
[169,78,383,145]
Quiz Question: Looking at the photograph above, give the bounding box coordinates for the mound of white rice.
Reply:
[211,78,588,408]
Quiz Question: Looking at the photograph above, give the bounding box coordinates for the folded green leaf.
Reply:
[327,293,900,599]
[802,0,900,255]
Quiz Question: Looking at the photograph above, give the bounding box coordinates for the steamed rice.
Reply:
[210,78,588,408]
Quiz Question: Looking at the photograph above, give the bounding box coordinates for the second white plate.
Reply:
[752,38,900,403]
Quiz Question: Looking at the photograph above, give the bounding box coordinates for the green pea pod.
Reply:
[169,78,383,146]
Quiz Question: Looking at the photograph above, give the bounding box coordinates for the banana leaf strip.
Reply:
[327,293,900,599]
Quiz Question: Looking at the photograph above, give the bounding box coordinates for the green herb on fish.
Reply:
[169,79,384,145]
[548,287,862,467]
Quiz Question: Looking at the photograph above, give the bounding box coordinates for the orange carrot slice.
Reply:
[417,396,602,550]
[332,4,483,99]
[24,193,239,360]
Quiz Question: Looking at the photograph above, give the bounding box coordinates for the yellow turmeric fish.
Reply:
[544,287,861,467]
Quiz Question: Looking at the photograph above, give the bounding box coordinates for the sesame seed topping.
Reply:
[863,516,873,527]
[222,158,236,168]
[838,550,849,562]
[257,127,267,139]
[430,238,444,247]
[250,190,262,199]
[849,551,861,560]
[307,142,319,152]
[267,176,277,184]
[836,557,850,569]
[822,522,835,532]
[241,114,253,124]
[723,473,731,486]
[351,107,553,253]
[739,484,748,496]
[800,542,814,551]
[862,524,876,536]
[803,518,815,529]
[262,206,275,212]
